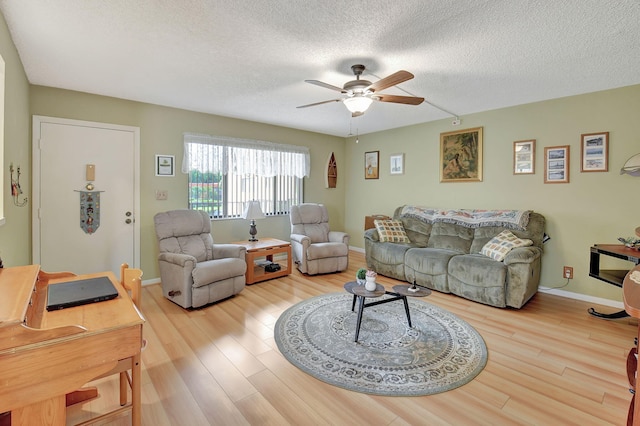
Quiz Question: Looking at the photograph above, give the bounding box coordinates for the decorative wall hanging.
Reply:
[390,153,404,175]
[79,190,102,234]
[9,163,27,206]
[544,145,570,183]
[621,153,640,176]
[513,140,535,174]
[580,132,608,172]
[156,154,175,176]
[440,127,483,182]
[365,151,379,179]
[326,152,337,188]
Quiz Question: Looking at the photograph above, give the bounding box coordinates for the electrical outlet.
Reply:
[155,190,168,200]
[563,266,573,279]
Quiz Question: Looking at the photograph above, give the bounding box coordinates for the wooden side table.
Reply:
[589,244,640,318]
[232,238,292,284]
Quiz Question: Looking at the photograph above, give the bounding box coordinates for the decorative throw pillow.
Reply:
[480,230,533,261]
[374,219,410,243]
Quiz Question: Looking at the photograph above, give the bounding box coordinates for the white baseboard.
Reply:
[538,286,623,309]
[348,246,622,309]
[142,278,161,287]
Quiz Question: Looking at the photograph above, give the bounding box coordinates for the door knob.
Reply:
[125,218,132,224]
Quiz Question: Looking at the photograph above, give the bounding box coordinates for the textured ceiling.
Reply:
[2,0,639,137]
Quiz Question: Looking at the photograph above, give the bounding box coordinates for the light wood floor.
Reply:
[68,251,637,425]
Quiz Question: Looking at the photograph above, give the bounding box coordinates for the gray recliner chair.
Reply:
[154,209,247,308]
[290,203,350,275]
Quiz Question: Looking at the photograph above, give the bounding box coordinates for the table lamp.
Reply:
[242,200,265,241]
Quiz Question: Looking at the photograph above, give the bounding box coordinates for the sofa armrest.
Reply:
[364,228,380,242]
[213,243,247,260]
[503,246,542,265]
[328,231,350,245]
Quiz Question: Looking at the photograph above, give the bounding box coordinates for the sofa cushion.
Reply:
[427,222,474,253]
[374,219,410,243]
[448,254,508,307]
[480,230,533,261]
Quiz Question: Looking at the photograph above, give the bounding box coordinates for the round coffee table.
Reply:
[344,281,385,342]
[343,281,429,342]
[392,284,431,298]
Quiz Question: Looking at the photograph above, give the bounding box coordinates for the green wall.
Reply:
[344,85,640,303]
[0,10,30,267]
[28,87,345,280]
[3,9,639,304]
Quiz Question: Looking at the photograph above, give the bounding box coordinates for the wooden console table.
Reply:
[589,244,640,319]
[0,265,144,425]
[232,238,292,284]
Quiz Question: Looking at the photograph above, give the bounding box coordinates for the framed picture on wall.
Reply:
[390,153,404,175]
[440,127,483,182]
[513,139,535,174]
[156,155,175,177]
[365,151,379,179]
[544,145,570,183]
[580,132,609,172]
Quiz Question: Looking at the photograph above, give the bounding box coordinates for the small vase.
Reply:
[356,278,366,285]
[365,276,377,291]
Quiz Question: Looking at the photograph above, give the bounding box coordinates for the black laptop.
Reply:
[46,276,119,311]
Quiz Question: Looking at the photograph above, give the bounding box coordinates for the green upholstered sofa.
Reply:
[364,206,546,308]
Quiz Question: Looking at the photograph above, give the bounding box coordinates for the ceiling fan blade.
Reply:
[297,99,342,109]
[374,94,424,105]
[305,80,346,93]
[366,70,414,93]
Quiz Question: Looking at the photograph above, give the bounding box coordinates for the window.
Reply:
[182,133,309,218]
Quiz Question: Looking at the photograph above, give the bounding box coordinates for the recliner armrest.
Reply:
[290,233,311,248]
[158,252,197,267]
[328,231,350,245]
[212,244,247,260]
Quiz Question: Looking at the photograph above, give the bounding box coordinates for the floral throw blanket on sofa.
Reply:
[400,206,531,231]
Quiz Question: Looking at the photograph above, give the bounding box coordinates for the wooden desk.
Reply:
[0,265,145,425]
[622,265,640,425]
[232,238,291,284]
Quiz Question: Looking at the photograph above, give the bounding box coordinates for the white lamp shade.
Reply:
[343,96,373,114]
[242,200,265,220]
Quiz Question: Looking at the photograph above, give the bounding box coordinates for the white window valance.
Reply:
[182,132,310,178]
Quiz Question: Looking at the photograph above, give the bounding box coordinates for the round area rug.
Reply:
[274,292,488,396]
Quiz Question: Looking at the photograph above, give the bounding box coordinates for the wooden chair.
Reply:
[67,263,144,426]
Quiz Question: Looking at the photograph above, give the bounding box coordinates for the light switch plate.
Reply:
[155,190,168,200]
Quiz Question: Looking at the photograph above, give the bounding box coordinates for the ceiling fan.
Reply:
[297,64,424,117]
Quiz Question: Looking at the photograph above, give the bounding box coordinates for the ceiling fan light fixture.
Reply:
[343,96,373,114]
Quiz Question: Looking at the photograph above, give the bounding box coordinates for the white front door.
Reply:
[32,116,140,276]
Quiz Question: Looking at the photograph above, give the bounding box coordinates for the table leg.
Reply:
[354,296,366,343]
[401,296,412,327]
[351,295,357,312]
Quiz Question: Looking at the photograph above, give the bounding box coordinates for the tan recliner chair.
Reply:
[290,203,350,275]
[154,209,247,308]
